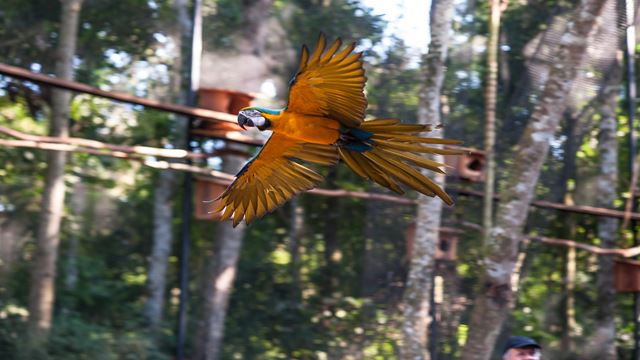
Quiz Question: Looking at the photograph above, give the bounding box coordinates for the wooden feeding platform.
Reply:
[615,259,640,293]
[192,88,256,221]
[444,146,486,182]
[193,176,229,220]
[405,223,461,261]
[191,87,261,144]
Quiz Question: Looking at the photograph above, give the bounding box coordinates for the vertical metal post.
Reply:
[625,0,639,358]
[176,0,202,359]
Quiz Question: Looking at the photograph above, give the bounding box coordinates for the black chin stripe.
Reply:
[257,119,272,130]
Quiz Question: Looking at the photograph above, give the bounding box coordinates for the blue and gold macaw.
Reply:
[216,34,461,226]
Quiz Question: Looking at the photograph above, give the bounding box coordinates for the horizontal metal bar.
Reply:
[0,63,237,124]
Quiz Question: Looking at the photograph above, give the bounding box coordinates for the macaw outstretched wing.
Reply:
[286,33,367,128]
[215,133,338,226]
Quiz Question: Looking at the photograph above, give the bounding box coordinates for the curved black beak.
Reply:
[237,113,254,130]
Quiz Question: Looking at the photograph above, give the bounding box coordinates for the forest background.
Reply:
[0,0,636,359]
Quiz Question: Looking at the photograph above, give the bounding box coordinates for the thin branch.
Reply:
[529,235,640,258]
[459,221,640,258]
[5,133,640,220]
[0,138,235,180]
[306,188,414,204]
[0,136,415,204]
[142,160,235,181]
[0,125,211,159]
[0,63,238,124]
[456,187,640,221]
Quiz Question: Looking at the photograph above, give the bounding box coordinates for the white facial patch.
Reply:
[243,109,266,127]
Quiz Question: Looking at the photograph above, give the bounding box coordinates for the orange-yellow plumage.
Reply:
[215,33,462,226]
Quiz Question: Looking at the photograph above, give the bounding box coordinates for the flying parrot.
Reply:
[215,34,461,227]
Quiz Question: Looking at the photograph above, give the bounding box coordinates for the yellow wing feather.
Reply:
[215,133,338,227]
[286,33,367,127]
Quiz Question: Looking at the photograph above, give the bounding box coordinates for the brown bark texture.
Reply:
[460,0,609,358]
[27,0,83,346]
[144,0,189,331]
[400,0,455,358]
[288,198,304,291]
[145,170,177,329]
[194,0,274,356]
[64,181,88,291]
[582,44,621,360]
[194,150,247,360]
[0,218,28,283]
[483,0,502,244]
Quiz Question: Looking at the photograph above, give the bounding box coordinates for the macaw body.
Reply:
[216,34,461,226]
[264,110,341,145]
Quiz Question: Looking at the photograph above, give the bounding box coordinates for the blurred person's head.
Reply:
[502,336,541,360]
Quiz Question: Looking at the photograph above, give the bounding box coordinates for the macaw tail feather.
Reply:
[338,118,463,205]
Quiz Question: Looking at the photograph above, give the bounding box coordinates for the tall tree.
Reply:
[27,0,84,346]
[64,181,88,292]
[582,53,621,360]
[321,168,340,295]
[400,0,456,358]
[483,0,505,243]
[144,0,190,332]
[460,0,609,358]
[145,170,177,330]
[194,149,248,360]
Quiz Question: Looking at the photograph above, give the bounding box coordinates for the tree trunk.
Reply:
[460,1,609,358]
[27,0,83,347]
[561,236,577,353]
[194,149,247,360]
[239,0,274,56]
[0,218,28,285]
[558,112,579,353]
[145,170,177,329]
[362,191,388,299]
[65,181,88,292]
[483,0,503,244]
[193,0,273,355]
[144,0,189,331]
[288,198,304,293]
[322,168,340,295]
[435,261,463,358]
[400,0,455,358]
[582,53,621,360]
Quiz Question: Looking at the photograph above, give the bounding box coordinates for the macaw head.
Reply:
[237,107,272,131]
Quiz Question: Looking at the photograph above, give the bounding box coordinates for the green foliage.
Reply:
[47,315,169,360]
[284,0,385,51]
[2,0,639,358]
[203,0,246,49]
[367,38,421,121]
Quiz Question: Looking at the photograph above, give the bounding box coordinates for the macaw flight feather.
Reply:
[214,33,462,227]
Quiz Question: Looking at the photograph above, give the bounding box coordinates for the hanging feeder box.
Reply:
[614,259,640,293]
[197,88,255,132]
[193,177,229,220]
[228,92,254,114]
[444,147,486,182]
[193,148,250,220]
[199,88,234,113]
[405,223,459,261]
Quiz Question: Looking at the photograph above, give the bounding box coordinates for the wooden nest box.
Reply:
[614,259,640,293]
[405,223,459,261]
[193,177,228,220]
[195,87,255,134]
[444,147,485,182]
